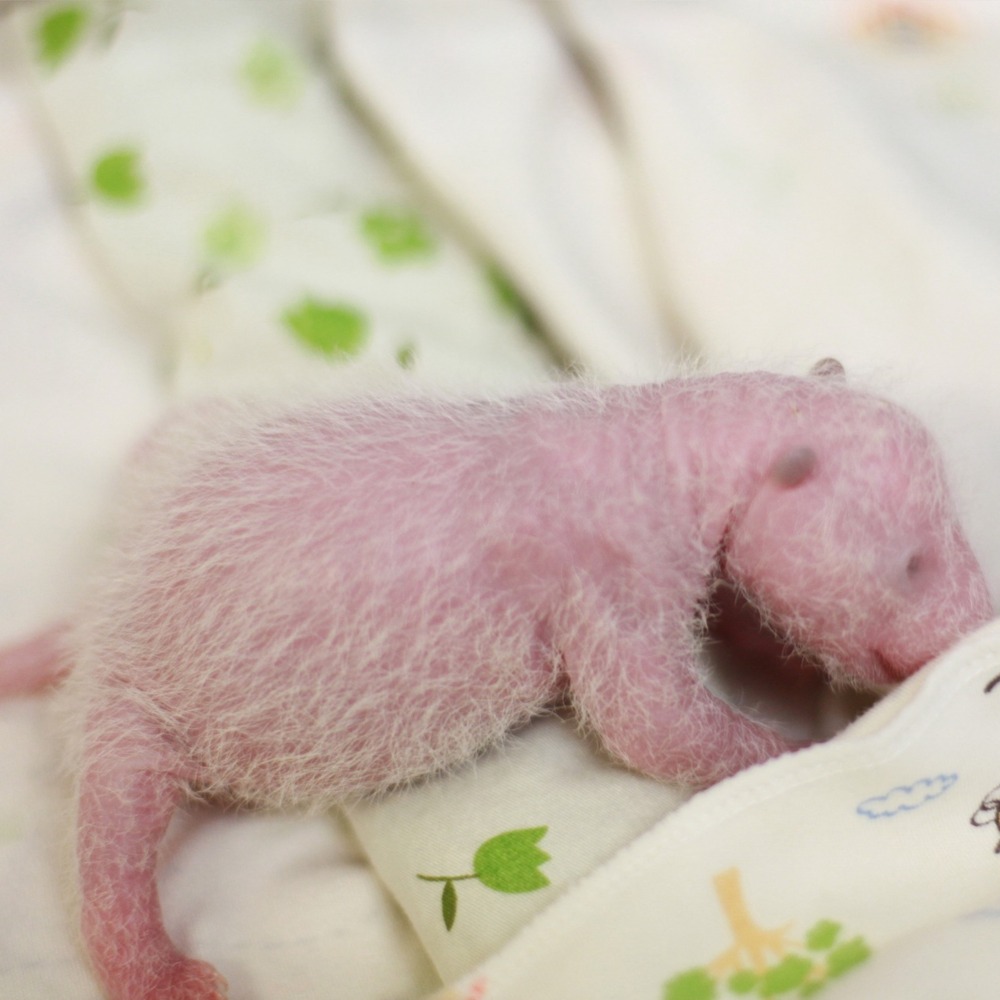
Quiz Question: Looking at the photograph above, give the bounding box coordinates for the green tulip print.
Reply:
[417,826,551,931]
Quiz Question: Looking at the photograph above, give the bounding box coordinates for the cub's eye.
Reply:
[900,548,936,594]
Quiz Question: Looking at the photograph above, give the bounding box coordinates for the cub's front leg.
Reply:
[556,576,799,788]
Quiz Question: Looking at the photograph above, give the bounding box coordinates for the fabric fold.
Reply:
[435,619,1000,999]
[327,0,673,380]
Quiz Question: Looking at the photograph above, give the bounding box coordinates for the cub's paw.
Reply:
[144,957,228,1000]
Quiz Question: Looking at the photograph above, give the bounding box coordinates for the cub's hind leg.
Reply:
[76,698,227,1000]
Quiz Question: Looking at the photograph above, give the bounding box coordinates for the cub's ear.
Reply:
[770,446,817,488]
[810,357,845,378]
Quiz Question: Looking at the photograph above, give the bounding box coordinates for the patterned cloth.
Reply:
[437,618,1000,999]
[18,0,559,396]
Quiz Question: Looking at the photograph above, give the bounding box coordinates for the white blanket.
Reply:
[3,2,1000,997]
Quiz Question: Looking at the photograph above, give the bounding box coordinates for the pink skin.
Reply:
[2,369,993,999]
[0,625,70,696]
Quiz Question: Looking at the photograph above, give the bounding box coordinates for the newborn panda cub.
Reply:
[1,360,991,1000]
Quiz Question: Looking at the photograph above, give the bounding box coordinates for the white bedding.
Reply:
[3,2,1000,998]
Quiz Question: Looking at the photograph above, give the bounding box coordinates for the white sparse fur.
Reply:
[61,371,990,798]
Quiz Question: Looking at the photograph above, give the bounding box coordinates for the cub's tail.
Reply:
[0,623,71,696]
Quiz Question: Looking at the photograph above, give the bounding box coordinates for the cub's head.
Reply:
[723,361,992,688]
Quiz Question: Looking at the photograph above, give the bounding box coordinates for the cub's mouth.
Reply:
[700,578,878,743]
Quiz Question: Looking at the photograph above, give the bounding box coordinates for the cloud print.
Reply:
[857,774,958,819]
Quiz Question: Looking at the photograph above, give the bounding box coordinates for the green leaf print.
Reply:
[663,968,717,1000]
[726,970,758,995]
[395,342,417,370]
[798,983,825,999]
[486,263,535,325]
[472,827,551,894]
[360,207,436,263]
[441,879,458,932]
[36,4,90,69]
[282,298,368,360]
[203,203,267,270]
[91,147,145,206]
[805,920,841,952]
[662,869,874,998]
[417,826,551,931]
[241,38,303,109]
[826,937,871,978]
[758,955,813,996]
